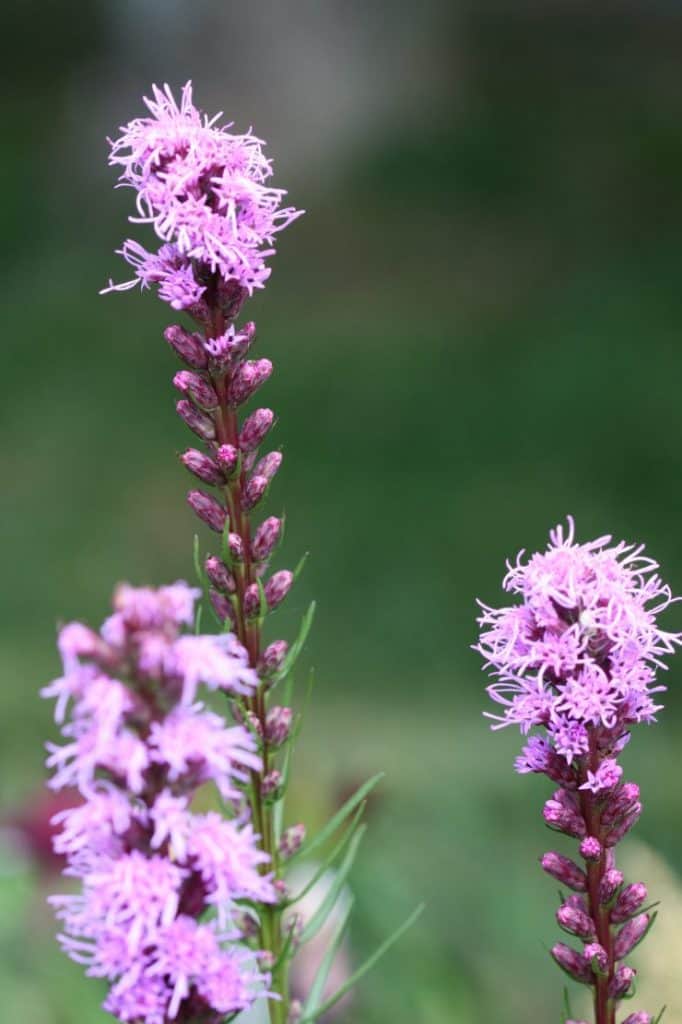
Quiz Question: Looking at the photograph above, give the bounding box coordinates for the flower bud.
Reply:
[243,583,261,620]
[543,798,586,839]
[599,869,623,905]
[556,903,596,941]
[259,640,289,678]
[254,450,283,482]
[550,943,593,983]
[252,517,283,562]
[622,1014,652,1024]
[602,783,640,827]
[204,556,236,594]
[243,474,269,511]
[173,370,219,410]
[176,399,216,442]
[261,770,282,799]
[609,964,636,999]
[604,803,642,847]
[187,491,227,533]
[583,943,608,975]
[235,911,260,941]
[611,883,648,924]
[265,571,294,611]
[228,359,273,406]
[227,533,244,562]
[216,444,239,476]
[210,589,234,624]
[288,999,303,1024]
[579,836,602,862]
[239,408,274,453]
[279,823,306,860]
[266,706,292,747]
[164,324,207,369]
[541,852,587,892]
[614,914,650,960]
[181,449,224,486]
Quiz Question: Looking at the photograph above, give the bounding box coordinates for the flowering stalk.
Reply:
[476,518,680,1024]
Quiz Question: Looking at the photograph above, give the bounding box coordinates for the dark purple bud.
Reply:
[187,490,227,533]
[541,852,587,892]
[252,517,283,561]
[176,399,216,442]
[543,798,586,839]
[583,943,608,975]
[210,589,234,624]
[605,803,643,847]
[243,583,261,620]
[599,869,624,905]
[261,770,282,799]
[265,706,292,747]
[258,640,289,678]
[217,281,249,321]
[609,964,636,999]
[253,450,283,482]
[227,532,244,562]
[173,370,219,410]
[181,448,224,486]
[243,474,269,511]
[228,359,273,406]
[204,556,236,594]
[164,324,208,369]
[622,1014,652,1024]
[614,914,650,960]
[235,911,260,941]
[602,783,641,826]
[564,893,588,911]
[580,836,602,862]
[265,570,294,611]
[556,902,596,941]
[216,444,239,476]
[550,943,593,984]
[611,883,648,924]
[239,408,274,453]
[279,823,305,860]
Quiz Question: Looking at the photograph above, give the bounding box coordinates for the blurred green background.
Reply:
[3,2,682,1022]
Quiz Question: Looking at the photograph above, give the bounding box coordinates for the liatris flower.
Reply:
[476,517,681,1024]
[43,581,275,1023]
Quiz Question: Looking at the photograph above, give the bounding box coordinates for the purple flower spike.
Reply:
[584,943,608,975]
[609,964,637,998]
[551,943,593,984]
[579,836,602,862]
[216,444,240,476]
[598,868,624,905]
[239,409,274,453]
[611,882,648,923]
[187,490,228,533]
[173,370,219,410]
[205,555,236,594]
[181,448,224,486]
[556,902,596,941]
[243,474,269,512]
[176,399,216,442]
[258,640,289,678]
[253,451,283,482]
[164,324,208,368]
[541,852,587,892]
[228,359,273,406]
[614,914,650,960]
[265,706,292,747]
[252,517,283,562]
[543,797,586,839]
[265,571,293,611]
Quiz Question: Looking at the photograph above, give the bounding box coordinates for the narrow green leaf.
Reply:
[293,551,309,580]
[653,1006,667,1024]
[561,986,573,1023]
[303,896,355,1019]
[193,534,205,587]
[287,802,366,907]
[299,903,425,1023]
[293,772,384,862]
[300,826,366,944]
[275,601,316,683]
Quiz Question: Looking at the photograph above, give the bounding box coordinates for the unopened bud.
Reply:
[605,803,642,847]
[556,903,596,941]
[243,474,268,511]
[259,951,275,970]
[551,943,593,983]
[239,408,274,453]
[599,869,623,905]
[228,359,273,406]
[165,325,207,369]
[622,1014,652,1024]
[210,589,234,624]
[602,783,640,827]
[580,836,602,862]
[254,450,283,482]
[611,883,648,924]
[266,706,292,747]
[583,943,608,975]
[204,556,236,594]
[176,399,216,442]
[243,583,262,620]
[265,570,294,610]
[288,999,303,1024]
[543,798,586,839]
[279,823,305,859]
[541,852,587,892]
[187,490,227,533]
[235,911,259,940]
[274,878,288,901]
[259,640,289,678]
[261,770,282,799]
[614,914,650,960]
[181,449,224,486]
[609,964,636,999]
[216,444,239,476]
[227,533,244,562]
[173,370,219,410]
[252,517,283,561]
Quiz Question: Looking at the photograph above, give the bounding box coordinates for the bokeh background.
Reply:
[3,2,682,1021]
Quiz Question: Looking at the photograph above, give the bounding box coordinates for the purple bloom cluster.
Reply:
[477,518,681,1023]
[103,82,302,312]
[43,581,276,1023]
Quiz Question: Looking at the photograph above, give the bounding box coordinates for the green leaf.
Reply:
[299,825,366,945]
[293,551,309,580]
[299,903,425,1023]
[561,986,573,1023]
[653,1006,667,1024]
[302,896,355,1019]
[193,534,205,586]
[292,772,384,863]
[287,802,366,907]
[275,602,316,684]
